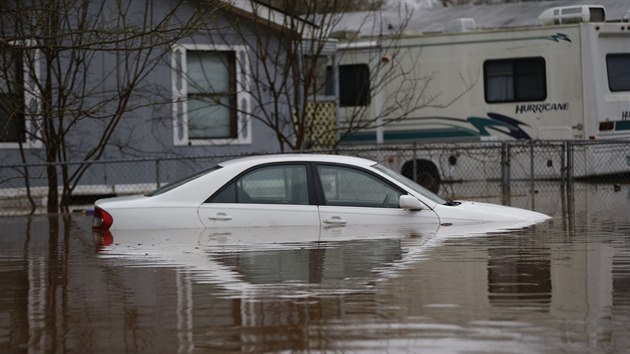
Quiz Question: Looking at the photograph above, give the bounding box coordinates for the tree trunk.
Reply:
[46,156,58,214]
[18,142,37,214]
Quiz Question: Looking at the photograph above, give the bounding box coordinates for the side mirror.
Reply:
[399,195,424,210]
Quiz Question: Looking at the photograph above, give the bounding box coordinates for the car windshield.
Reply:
[373,163,448,205]
[145,165,222,196]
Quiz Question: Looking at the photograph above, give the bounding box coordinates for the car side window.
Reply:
[316,165,402,208]
[209,164,309,205]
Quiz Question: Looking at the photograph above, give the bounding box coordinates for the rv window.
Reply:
[606,54,630,92]
[338,64,370,107]
[484,58,546,103]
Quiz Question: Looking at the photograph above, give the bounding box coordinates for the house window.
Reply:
[338,64,370,107]
[186,50,236,139]
[0,49,25,143]
[484,57,546,103]
[172,44,250,146]
[606,54,630,92]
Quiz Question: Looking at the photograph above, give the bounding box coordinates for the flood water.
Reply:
[1,183,630,353]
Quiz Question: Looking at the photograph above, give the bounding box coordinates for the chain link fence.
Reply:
[1,140,629,216]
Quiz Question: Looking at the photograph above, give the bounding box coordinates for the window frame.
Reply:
[313,163,406,209]
[205,161,407,209]
[0,42,41,149]
[171,44,251,146]
[483,57,547,103]
[206,162,316,205]
[606,53,630,92]
[186,50,237,139]
[0,48,25,144]
[337,64,371,107]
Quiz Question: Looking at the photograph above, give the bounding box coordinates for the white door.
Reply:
[315,164,440,227]
[198,164,319,227]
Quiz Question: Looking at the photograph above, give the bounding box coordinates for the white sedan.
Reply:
[93,154,550,231]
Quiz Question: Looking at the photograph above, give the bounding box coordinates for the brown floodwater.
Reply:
[1,183,629,353]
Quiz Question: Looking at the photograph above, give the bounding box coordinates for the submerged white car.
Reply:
[93,154,550,231]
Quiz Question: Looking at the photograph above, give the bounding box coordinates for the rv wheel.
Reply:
[402,160,441,194]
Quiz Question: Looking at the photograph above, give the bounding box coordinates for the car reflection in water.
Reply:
[91,219,549,353]
[93,220,545,296]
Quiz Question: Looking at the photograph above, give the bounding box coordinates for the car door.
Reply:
[198,163,320,228]
[315,164,440,227]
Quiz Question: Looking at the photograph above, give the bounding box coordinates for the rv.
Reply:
[334,4,630,191]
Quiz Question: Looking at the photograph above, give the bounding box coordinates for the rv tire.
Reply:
[401,160,441,194]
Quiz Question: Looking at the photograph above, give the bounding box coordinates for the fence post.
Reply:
[565,141,575,232]
[530,141,535,210]
[566,141,574,186]
[412,143,417,182]
[565,140,575,215]
[501,142,511,203]
[155,159,161,188]
[560,142,566,184]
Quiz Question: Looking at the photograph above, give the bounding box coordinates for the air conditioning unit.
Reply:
[538,5,606,25]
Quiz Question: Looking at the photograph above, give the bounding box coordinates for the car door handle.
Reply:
[208,212,232,221]
[323,216,347,225]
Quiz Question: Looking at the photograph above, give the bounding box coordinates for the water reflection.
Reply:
[0,215,75,353]
[93,221,544,297]
[1,182,630,353]
[487,231,552,310]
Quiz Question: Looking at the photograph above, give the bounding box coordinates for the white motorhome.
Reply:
[334,4,630,191]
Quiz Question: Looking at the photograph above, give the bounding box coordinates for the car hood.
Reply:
[434,201,551,224]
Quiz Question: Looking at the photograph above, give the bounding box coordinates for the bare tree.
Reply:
[0,0,221,213]
[198,0,457,151]
[193,0,470,151]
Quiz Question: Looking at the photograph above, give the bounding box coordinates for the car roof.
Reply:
[218,153,377,169]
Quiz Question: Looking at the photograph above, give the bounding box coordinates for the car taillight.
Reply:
[93,207,113,230]
[93,230,113,250]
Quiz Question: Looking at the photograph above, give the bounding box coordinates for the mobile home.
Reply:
[335,4,630,189]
